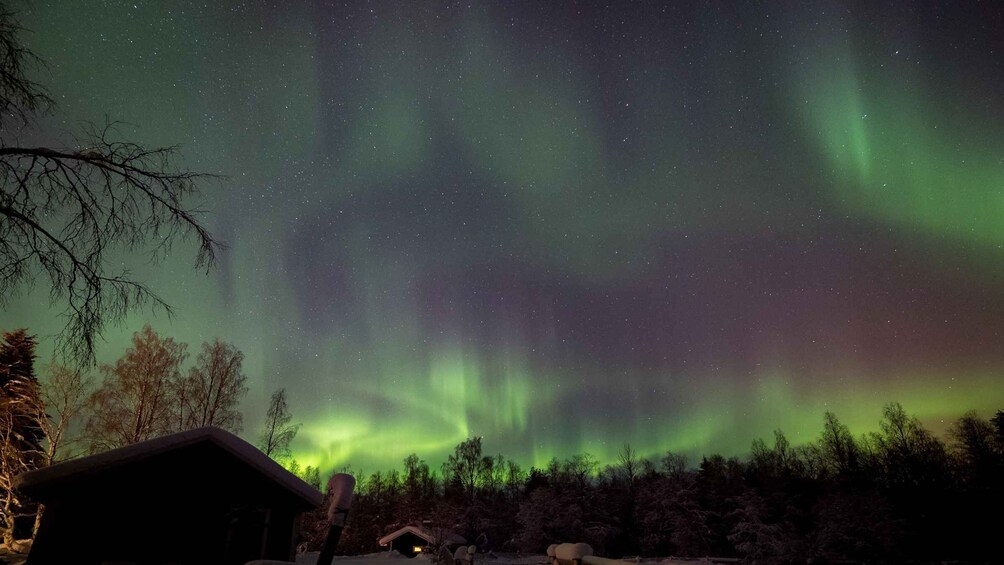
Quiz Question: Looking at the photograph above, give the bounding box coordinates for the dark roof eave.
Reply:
[15,427,323,508]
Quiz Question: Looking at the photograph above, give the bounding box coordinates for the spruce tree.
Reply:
[0,329,45,544]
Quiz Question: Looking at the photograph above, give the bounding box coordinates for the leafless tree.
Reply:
[0,6,219,368]
[818,411,860,477]
[565,452,598,486]
[84,325,187,452]
[38,363,92,465]
[444,436,485,501]
[618,442,638,486]
[176,339,248,433]
[259,388,300,462]
[25,363,92,539]
[661,450,688,477]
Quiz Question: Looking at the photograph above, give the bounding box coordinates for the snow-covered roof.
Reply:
[16,426,323,507]
[378,525,466,547]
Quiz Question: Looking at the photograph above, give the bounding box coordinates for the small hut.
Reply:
[378,525,466,558]
[16,427,322,565]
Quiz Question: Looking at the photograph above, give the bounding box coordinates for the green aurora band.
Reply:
[793,8,1004,251]
[4,1,1003,475]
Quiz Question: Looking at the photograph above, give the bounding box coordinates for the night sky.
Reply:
[6,1,1004,473]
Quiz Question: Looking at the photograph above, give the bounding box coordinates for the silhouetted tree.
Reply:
[617,443,639,487]
[945,410,1003,559]
[991,410,1004,447]
[950,410,999,480]
[301,465,321,490]
[259,388,300,462]
[661,451,687,477]
[817,411,860,478]
[84,326,186,451]
[749,430,804,482]
[503,458,525,504]
[444,437,485,501]
[0,6,219,368]
[401,453,437,521]
[872,402,949,486]
[479,453,506,499]
[176,339,248,433]
[867,403,951,558]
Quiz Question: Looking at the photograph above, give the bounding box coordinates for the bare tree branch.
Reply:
[0,6,51,128]
[0,5,221,368]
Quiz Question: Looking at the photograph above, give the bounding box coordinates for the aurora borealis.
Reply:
[5,0,1004,474]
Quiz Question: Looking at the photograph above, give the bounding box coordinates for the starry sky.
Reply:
[5,0,1004,473]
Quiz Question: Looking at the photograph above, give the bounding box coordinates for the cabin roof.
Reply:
[16,426,323,507]
[378,525,466,547]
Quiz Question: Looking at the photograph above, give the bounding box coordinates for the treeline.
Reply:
[5,326,1004,561]
[0,326,310,543]
[306,405,1004,562]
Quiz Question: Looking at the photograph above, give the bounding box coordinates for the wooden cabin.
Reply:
[378,525,466,558]
[16,427,323,565]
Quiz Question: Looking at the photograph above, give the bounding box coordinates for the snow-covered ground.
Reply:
[292,553,549,565]
[295,552,411,564]
[287,553,720,565]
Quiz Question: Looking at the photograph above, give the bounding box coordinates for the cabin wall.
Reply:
[389,532,428,558]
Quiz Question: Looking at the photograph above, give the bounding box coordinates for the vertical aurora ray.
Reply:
[792,5,1004,249]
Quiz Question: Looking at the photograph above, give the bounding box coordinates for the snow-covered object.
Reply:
[318,473,358,565]
[554,543,593,561]
[7,538,32,553]
[327,473,356,524]
[268,555,413,565]
[546,545,558,558]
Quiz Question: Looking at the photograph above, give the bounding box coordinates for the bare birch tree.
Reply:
[84,326,186,452]
[258,388,299,462]
[176,339,248,433]
[37,363,92,465]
